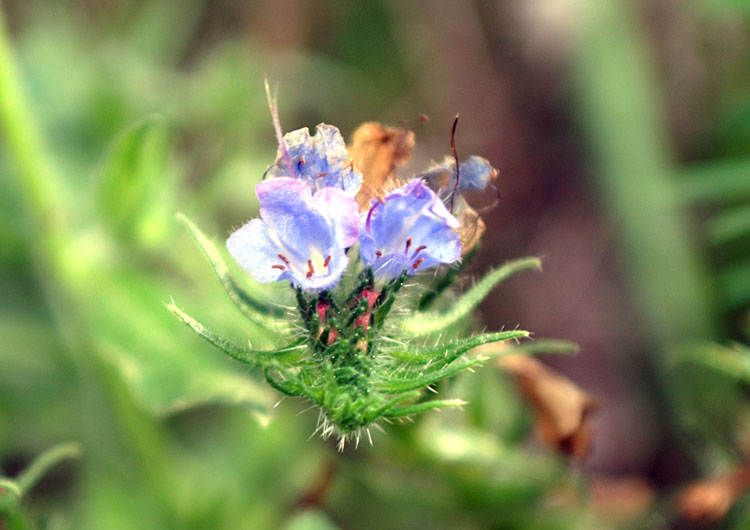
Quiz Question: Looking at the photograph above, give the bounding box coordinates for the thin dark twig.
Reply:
[448,114,460,212]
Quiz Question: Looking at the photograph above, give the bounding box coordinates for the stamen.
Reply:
[324,255,331,268]
[404,237,412,254]
[307,259,315,278]
[412,257,424,270]
[365,199,382,233]
[271,264,286,271]
[299,156,306,166]
[277,253,291,265]
[375,250,382,257]
[413,245,427,257]
[317,171,329,178]
[448,113,460,212]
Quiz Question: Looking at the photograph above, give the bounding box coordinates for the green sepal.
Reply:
[377,357,487,394]
[388,329,529,366]
[417,245,480,310]
[384,398,468,419]
[175,213,290,332]
[399,257,542,336]
[374,269,408,328]
[168,302,304,367]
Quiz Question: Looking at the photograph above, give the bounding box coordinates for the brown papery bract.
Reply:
[348,122,415,211]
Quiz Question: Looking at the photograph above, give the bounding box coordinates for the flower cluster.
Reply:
[227,123,464,289]
[172,102,538,448]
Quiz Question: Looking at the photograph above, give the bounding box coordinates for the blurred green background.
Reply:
[2,1,750,528]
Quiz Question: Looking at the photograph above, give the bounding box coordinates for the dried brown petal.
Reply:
[497,354,598,459]
[453,197,486,254]
[348,122,415,210]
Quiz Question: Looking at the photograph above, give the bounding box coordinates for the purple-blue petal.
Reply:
[228,177,359,291]
[226,219,286,283]
[359,179,461,281]
[267,124,362,195]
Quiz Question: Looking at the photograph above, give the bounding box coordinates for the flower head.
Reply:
[267,124,362,196]
[227,177,359,291]
[359,179,461,281]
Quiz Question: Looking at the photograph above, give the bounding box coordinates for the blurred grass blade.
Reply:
[707,205,750,245]
[573,0,715,344]
[680,158,750,205]
[97,114,172,246]
[398,257,541,336]
[91,269,275,416]
[670,342,750,381]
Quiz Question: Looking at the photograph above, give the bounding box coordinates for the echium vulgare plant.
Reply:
[170,85,541,448]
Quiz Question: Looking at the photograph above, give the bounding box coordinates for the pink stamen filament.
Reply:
[365,199,382,233]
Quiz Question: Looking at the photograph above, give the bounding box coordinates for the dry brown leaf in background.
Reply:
[496,354,598,459]
[348,122,414,211]
[678,468,750,524]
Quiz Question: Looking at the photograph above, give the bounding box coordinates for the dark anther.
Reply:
[307,259,315,278]
[404,237,412,254]
[412,245,427,257]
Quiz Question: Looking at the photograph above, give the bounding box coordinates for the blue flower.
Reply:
[359,179,461,281]
[227,177,359,291]
[267,124,362,196]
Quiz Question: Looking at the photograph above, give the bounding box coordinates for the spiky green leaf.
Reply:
[399,257,541,336]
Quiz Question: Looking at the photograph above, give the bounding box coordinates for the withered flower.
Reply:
[347,122,414,211]
[419,155,498,254]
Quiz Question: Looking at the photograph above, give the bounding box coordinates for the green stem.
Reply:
[16,442,82,495]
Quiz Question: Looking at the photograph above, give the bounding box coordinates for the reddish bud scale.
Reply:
[315,300,337,345]
[354,288,380,333]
